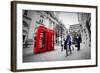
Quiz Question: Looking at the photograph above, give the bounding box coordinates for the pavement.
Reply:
[23,43,91,62]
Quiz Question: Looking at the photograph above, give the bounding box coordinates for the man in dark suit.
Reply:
[77,34,82,51]
[64,33,72,56]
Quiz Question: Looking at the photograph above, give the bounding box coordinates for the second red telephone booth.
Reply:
[47,29,54,51]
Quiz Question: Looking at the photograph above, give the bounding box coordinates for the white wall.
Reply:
[0,0,100,73]
[27,11,40,39]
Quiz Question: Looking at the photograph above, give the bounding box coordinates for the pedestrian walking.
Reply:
[64,38,68,56]
[61,39,64,51]
[77,34,82,51]
[64,33,72,56]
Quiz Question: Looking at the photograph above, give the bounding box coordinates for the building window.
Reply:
[24,10,28,16]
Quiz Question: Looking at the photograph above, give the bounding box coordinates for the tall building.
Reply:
[69,24,81,35]
[23,10,32,47]
[69,24,82,44]
[77,13,91,46]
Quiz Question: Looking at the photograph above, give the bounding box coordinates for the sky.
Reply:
[57,12,79,29]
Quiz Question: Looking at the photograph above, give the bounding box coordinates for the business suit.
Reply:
[64,34,72,56]
[77,35,82,51]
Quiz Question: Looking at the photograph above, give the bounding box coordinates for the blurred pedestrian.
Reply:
[64,33,72,56]
[77,34,82,51]
[61,39,64,51]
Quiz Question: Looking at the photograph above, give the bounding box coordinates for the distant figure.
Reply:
[77,34,82,51]
[64,33,72,56]
[61,39,64,51]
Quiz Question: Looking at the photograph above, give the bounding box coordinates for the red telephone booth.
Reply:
[47,29,54,51]
[34,26,47,54]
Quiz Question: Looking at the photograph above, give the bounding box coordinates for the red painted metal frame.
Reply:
[34,26,47,54]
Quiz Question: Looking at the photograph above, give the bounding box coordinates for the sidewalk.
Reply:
[23,43,91,62]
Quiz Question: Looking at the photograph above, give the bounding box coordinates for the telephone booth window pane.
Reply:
[50,35,52,48]
[39,32,45,49]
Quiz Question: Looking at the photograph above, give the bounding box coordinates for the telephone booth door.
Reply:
[47,30,54,51]
[34,26,47,54]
